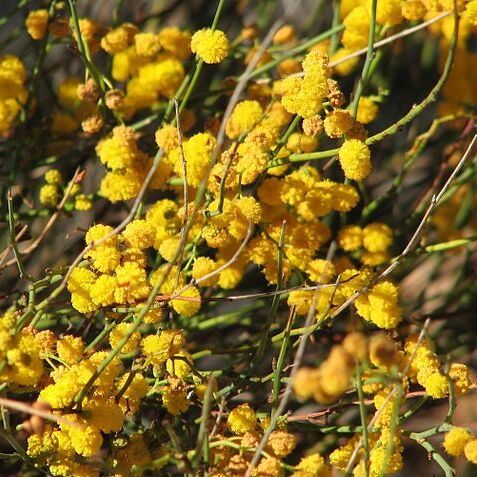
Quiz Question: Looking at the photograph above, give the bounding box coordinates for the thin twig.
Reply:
[173,98,189,289]
[244,241,337,477]
[2,168,81,272]
[0,397,81,429]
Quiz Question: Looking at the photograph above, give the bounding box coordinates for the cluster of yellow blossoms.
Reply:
[206,403,330,477]
[1,1,476,476]
[294,331,472,475]
[0,55,27,133]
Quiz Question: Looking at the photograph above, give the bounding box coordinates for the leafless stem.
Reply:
[0,168,81,271]
[244,241,337,477]
[174,98,189,289]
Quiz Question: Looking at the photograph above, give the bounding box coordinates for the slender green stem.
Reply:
[85,320,116,351]
[178,60,204,114]
[7,192,30,281]
[356,365,370,477]
[271,310,295,415]
[192,377,216,470]
[329,0,342,54]
[408,436,454,477]
[270,115,300,159]
[211,0,227,30]
[351,0,377,118]
[250,220,286,370]
[67,0,103,88]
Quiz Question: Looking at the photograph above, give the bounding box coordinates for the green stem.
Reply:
[271,310,295,415]
[329,0,342,55]
[85,320,116,351]
[356,365,370,477]
[250,220,286,369]
[408,436,454,477]
[178,60,204,114]
[211,0,227,30]
[352,0,380,117]
[67,0,103,88]
[7,193,30,281]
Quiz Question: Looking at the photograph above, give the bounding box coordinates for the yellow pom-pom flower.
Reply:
[39,184,59,207]
[465,438,477,464]
[449,363,472,396]
[192,257,219,286]
[338,225,363,251]
[26,10,49,40]
[443,427,472,457]
[226,100,263,139]
[362,223,392,253]
[171,286,201,317]
[268,431,296,457]
[134,32,161,57]
[44,169,63,185]
[357,96,379,124]
[227,403,257,435]
[324,109,354,138]
[109,322,141,354]
[122,219,156,249]
[338,139,372,181]
[56,335,84,365]
[74,194,93,211]
[191,28,229,64]
[155,124,179,151]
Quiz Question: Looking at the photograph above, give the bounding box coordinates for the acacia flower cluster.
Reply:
[1,1,477,476]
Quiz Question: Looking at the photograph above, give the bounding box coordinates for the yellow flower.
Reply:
[449,363,472,396]
[166,350,193,379]
[268,431,296,457]
[191,28,229,64]
[295,453,330,476]
[192,257,219,286]
[44,169,63,185]
[142,330,185,366]
[90,274,117,307]
[362,223,392,253]
[39,184,59,207]
[338,139,372,181]
[101,23,137,54]
[162,377,190,415]
[26,10,49,40]
[57,335,84,364]
[227,403,257,435]
[226,100,263,139]
[465,438,477,464]
[272,24,295,44]
[357,96,379,124]
[134,32,161,57]
[338,225,363,251]
[443,427,472,457]
[122,219,156,249]
[171,286,201,317]
[324,109,354,138]
[109,322,141,354]
[74,194,92,211]
[155,124,179,151]
[355,281,402,330]
[281,50,330,118]
[423,372,449,399]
